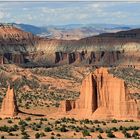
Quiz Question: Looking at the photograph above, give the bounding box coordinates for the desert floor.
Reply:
[0,107,140,139]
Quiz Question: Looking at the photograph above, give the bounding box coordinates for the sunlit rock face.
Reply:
[0,85,18,118]
[58,68,139,120]
[0,24,139,68]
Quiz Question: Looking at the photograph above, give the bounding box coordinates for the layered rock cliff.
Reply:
[0,24,139,67]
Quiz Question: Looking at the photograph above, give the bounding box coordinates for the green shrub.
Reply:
[21,126,25,132]
[112,127,118,132]
[40,118,48,121]
[51,132,55,135]
[21,131,27,136]
[1,136,5,139]
[133,126,139,130]
[83,119,90,124]
[134,135,139,139]
[111,119,117,123]
[122,129,127,134]
[106,129,111,133]
[9,132,14,136]
[74,127,80,132]
[102,122,106,125]
[132,130,139,138]
[119,125,123,130]
[40,132,45,137]
[124,132,131,138]
[25,117,31,121]
[107,131,115,138]
[13,124,19,130]
[21,133,30,139]
[128,126,133,130]
[98,128,104,133]
[44,127,52,132]
[50,136,55,139]
[7,119,13,124]
[18,120,28,127]
[97,134,103,139]
[35,133,40,139]
[73,132,76,135]
[0,125,9,132]
[33,127,39,131]
[36,123,41,128]
[82,129,90,137]
[59,126,68,132]
[94,120,100,124]
[56,133,61,137]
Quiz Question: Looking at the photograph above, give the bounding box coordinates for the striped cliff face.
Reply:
[0,25,139,68]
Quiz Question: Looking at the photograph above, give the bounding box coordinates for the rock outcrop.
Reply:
[58,67,139,119]
[0,84,18,118]
[54,50,140,69]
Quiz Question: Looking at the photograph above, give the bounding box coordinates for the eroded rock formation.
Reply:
[58,67,139,119]
[54,50,123,66]
[0,84,18,118]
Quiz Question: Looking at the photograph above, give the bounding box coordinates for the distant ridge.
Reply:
[12,23,138,40]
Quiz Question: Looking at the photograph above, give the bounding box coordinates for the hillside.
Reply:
[0,24,139,68]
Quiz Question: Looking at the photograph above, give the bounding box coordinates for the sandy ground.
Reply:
[0,112,140,139]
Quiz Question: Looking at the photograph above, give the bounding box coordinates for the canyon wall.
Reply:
[58,68,139,119]
[0,24,139,67]
[54,50,139,68]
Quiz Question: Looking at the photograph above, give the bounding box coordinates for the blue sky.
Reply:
[0,2,140,26]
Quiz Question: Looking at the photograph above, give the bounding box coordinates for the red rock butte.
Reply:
[0,84,18,118]
[58,67,140,120]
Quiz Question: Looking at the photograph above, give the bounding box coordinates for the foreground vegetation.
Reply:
[0,117,139,139]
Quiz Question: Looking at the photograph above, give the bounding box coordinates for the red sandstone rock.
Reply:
[0,84,18,118]
[58,67,139,119]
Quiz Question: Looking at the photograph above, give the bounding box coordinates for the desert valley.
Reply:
[0,22,139,139]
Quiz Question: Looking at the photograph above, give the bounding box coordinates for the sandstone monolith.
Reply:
[58,67,139,119]
[0,84,18,118]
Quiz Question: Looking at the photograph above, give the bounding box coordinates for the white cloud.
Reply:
[22,8,29,11]
[0,2,139,25]
[0,10,9,19]
[0,0,138,1]
[0,11,5,19]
